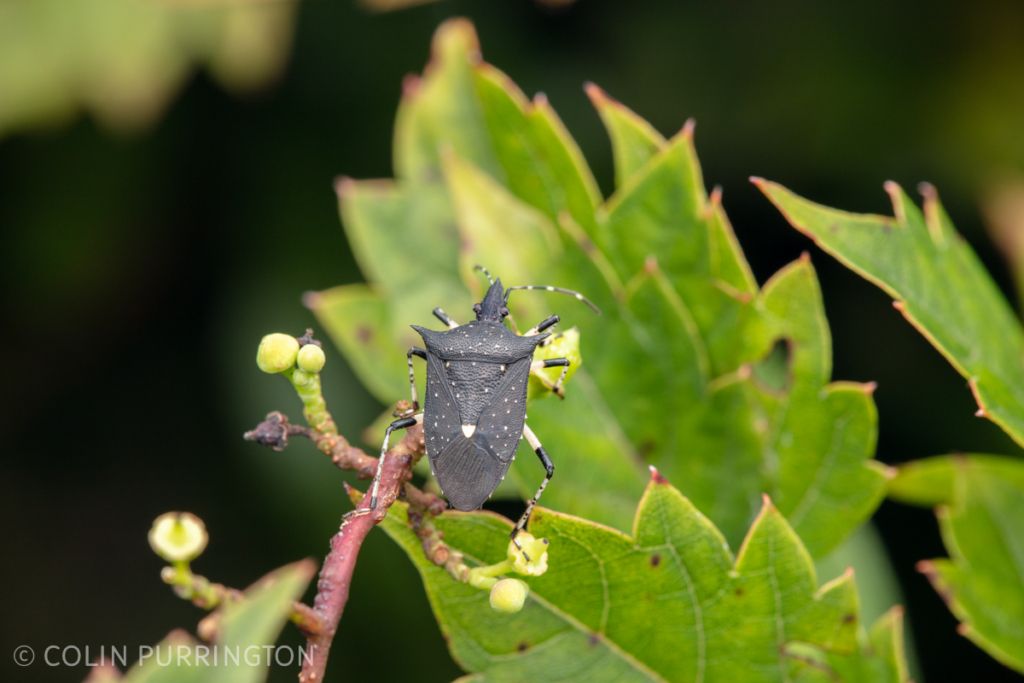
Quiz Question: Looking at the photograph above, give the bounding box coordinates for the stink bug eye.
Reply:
[365,268,597,552]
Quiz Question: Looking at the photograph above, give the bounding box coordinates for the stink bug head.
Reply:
[473,279,510,322]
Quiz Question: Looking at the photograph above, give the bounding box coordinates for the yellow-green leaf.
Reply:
[913,457,1024,672]
[757,179,1024,448]
[379,473,880,683]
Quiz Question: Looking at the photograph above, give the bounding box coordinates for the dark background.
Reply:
[3,1,1023,681]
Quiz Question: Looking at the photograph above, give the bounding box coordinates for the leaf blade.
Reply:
[378,475,877,683]
[757,178,1024,447]
[919,457,1024,672]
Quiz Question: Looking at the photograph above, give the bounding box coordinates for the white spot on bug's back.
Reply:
[462,424,476,437]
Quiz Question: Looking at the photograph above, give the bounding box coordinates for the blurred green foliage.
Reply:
[0,0,295,136]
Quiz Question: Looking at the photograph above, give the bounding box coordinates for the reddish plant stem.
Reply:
[298,425,425,683]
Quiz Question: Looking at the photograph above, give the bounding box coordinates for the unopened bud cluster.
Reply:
[257,333,326,376]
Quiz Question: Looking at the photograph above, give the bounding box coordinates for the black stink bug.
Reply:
[367,266,598,546]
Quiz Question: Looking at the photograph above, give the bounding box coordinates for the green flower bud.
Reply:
[508,532,549,576]
[256,333,299,374]
[148,512,208,563]
[489,578,529,613]
[296,344,326,373]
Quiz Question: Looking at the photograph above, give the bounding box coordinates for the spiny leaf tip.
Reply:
[648,464,669,485]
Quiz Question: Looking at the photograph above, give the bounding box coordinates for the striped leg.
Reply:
[369,412,423,509]
[524,314,560,341]
[511,424,555,552]
[406,347,426,410]
[432,307,459,329]
[530,357,571,398]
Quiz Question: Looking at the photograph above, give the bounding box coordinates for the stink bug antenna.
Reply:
[473,264,496,286]
[504,285,601,314]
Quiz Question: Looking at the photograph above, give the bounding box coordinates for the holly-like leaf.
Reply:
[756,179,1024,448]
[585,82,666,188]
[311,18,887,558]
[121,561,314,683]
[377,472,895,683]
[889,455,1024,672]
[751,260,889,557]
[442,150,885,555]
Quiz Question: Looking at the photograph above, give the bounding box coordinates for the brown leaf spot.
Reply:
[356,326,373,344]
[649,554,661,567]
[517,641,529,652]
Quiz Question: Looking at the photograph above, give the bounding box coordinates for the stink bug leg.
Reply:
[368,413,423,510]
[404,347,427,412]
[530,357,571,398]
[510,424,555,559]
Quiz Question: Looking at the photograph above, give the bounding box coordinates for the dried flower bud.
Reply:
[149,512,208,563]
[256,333,299,374]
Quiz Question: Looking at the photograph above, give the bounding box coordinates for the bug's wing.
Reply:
[473,356,532,464]
[426,356,531,511]
[422,352,463,460]
[433,436,510,511]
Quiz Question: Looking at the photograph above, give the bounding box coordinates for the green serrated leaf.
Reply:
[319,19,887,559]
[394,19,498,185]
[473,64,601,232]
[378,474,876,683]
[585,82,666,188]
[916,457,1024,672]
[336,179,467,331]
[787,608,910,683]
[756,178,1024,448]
[752,259,889,556]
